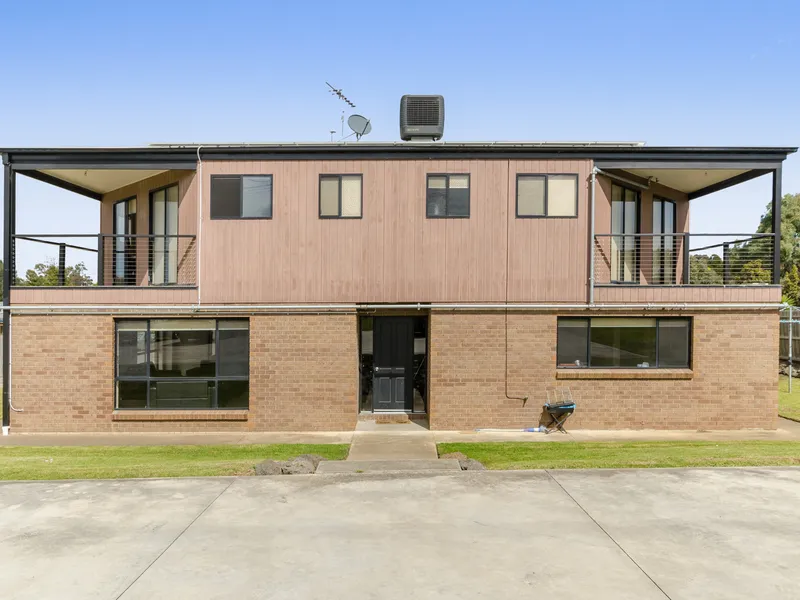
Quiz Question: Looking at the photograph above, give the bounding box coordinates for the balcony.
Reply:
[592,232,780,304]
[9,233,197,305]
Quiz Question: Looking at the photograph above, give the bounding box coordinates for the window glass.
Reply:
[150,380,213,409]
[320,176,340,216]
[360,317,374,412]
[517,176,545,216]
[448,175,470,217]
[590,318,656,368]
[117,329,148,377]
[117,381,147,409]
[340,176,362,217]
[426,177,447,217]
[218,381,249,408]
[242,176,273,218]
[548,175,577,217]
[557,319,589,367]
[150,327,216,378]
[427,175,469,217]
[219,327,249,376]
[210,176,240,219]
[657,319,690,367]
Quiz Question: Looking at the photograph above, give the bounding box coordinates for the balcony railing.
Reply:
[593,233,776,286]
[11,234,197,287]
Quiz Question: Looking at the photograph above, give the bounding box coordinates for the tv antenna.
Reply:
[326,81,360,139]
[326,82,356,108]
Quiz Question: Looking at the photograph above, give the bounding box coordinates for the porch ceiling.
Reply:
[38,168,167,195]
[623,168,749,194]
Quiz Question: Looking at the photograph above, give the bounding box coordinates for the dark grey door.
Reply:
[373,317,414,411]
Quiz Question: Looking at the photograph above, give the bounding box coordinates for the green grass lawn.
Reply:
[438,440,800,470]
[779,375,800,421]
[0,444,350,480]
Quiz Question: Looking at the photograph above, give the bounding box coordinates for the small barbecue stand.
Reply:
[544,388,576,434]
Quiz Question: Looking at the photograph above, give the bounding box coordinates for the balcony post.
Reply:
[682,233,690,284]
[772,166,782,285]
[723,243,731,284]
[57,244,66,286]
[3,161,15,430]
[97,234,104,286]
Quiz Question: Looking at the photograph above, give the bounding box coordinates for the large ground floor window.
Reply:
[557,317,691,368]
[116,319,249,409]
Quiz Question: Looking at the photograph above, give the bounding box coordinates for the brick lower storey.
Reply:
[8,310,778,433]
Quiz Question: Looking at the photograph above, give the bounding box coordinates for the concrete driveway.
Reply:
[1,469,799,600]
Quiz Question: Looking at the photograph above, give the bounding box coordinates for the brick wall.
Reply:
[9,310,776,433]
[10,313,359,433]
[429,310,778,430]
[11,315,115,432]
[249,314,358,431]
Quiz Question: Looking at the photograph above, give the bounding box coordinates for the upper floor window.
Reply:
[557,317,691,369]
[211,175,273,219]
[516,174,578,217]
[427,174,470,218]
[319,174,362,218]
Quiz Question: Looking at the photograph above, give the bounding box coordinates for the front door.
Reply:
[373,317,414,411]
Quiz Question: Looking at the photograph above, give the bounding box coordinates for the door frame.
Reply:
[358,313,429,414]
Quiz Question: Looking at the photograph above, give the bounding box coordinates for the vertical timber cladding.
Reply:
[428,310,778,431]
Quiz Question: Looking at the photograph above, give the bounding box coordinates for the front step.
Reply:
[316,459,461,474]
[358,412,428,424]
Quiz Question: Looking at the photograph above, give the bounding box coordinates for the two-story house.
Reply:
[1,130,795,433]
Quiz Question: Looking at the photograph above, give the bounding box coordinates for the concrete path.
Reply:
[347,420,438,461]
[1,418,799,447]
[2,468,800,599]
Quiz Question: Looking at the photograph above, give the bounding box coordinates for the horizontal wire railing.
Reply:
[11,234,197,287]
[593,233,775,286]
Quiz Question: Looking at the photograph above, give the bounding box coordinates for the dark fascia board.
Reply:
[688,169,773,200]
[0,144,795,166]
[18,170,103,200]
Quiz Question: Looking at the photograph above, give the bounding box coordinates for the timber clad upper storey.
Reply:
[1,142,795,307]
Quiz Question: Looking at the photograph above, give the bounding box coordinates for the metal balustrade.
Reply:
[593,233,775,286]
[11,234,197,287]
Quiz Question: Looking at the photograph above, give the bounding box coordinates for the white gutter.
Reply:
[0,303,781,313]
[589,167,597,305]
[195,146,203,307]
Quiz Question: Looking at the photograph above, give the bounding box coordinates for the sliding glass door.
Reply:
[653,199,677,284]
[150,185,178,285]
[611,184,639,283]
[113,198,137,286]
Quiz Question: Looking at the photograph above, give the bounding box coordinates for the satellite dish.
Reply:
[347,114,372,140]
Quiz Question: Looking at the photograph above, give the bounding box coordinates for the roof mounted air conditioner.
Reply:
[400,95,444,141]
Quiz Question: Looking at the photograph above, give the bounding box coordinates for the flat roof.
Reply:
[1,142,795,199]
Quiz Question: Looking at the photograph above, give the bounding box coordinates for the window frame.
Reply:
[653,197,678,285]
[318,174,363,219]
[610,183,642,284]
[112,196,137,286]
[148,183,179,286]
[210,174,274,220]
[114,318,250,410]
[515,173,579,218]
[556,317,692,369]
[426,173,471,219]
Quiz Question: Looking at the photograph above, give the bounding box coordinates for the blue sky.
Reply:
[2,0,798,272]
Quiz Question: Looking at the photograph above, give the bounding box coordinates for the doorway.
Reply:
[360,315,428,413]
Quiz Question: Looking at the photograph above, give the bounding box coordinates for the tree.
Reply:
[783,264,800,306]
[17,259,94,287]
[757,192,800,274]
[689,254,723,284]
